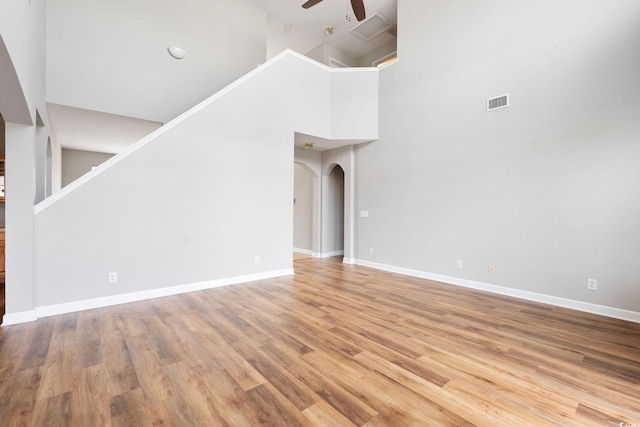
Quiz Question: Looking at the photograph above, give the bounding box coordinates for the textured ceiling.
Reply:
[247,0,397,60]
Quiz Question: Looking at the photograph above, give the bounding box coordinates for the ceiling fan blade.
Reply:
[302,0,323,9]
[351,0,366,21]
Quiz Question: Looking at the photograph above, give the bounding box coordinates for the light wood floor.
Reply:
[293,251,312,260]
[1,257,639,426]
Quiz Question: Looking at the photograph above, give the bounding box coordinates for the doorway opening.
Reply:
[294,146,355,265]
[325,164,345,259]
[45,138,52,198]
[293,163,314,260]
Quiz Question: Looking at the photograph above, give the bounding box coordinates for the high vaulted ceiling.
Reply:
[247,0,397,61]
[48,0,397,155]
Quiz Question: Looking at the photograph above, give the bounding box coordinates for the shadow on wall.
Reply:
[327,164,344,254]
[293,163,314,252]
[61,148,114,187]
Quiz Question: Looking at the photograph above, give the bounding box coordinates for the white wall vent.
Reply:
[487,94,509,111]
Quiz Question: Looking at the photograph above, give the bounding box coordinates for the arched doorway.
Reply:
[295,145,356,263]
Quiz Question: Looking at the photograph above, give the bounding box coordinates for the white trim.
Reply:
[2,310,38,326]
[354,259,640,324]
[318,250,345,259]
[1,270,293,325]
[342,258,356,265]
[34,50,377,214]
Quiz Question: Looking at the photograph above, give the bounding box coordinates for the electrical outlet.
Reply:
[587,278,597,291]
[255,256,261,264]
[108,272,118,283]
[456,259,463,269]
[369,247,374,255]
[488,265,496,274]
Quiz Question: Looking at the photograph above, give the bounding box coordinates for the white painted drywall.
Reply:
[0,0,47,125]
[0,0,49,324]
[325,165,345,253]
[322,145,356,260]
[356,40,396,67]
[61,149,115,187]
[5,124,37,318]
[34,52,378,310]
[47,104,163,155]
[294,147,322,256]
[331,69,379,140]
[293,164,313,252]
[46,0,267,123]
[0,36,31,125]
[355,0,640,312]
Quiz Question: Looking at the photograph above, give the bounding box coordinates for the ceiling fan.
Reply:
[302,0,366,22]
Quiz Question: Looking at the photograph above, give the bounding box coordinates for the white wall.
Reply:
[322,145,356,260]
[46,0,267,123]
[0,0,47,125]
[331,69,379,140]
[61,148,114,187]
[325,165,345,254]
[294,147,322,256]
[293,164,313,252]
[355,40,397,67]
[356,0,640,315]
[31,52,378,316]
[323,44,357,68]
[0,0,49,323]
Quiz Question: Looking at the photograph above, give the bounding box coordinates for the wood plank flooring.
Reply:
[1,257,640,426]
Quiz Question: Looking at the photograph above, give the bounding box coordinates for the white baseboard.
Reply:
[317,250,345,259]
[2,310,38,326]
[6,269,293,324]
[354,259,640,324]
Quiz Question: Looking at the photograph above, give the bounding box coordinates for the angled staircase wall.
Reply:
[30,50,378,318]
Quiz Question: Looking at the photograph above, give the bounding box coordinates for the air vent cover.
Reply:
[487,94,509,111]
[351,13,392,41]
